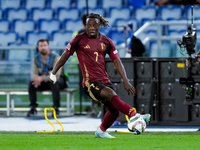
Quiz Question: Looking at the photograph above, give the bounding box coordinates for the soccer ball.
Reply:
[127,114,146,134]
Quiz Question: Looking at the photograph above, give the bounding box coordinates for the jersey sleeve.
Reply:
[107,38,120,60]
[65,36,77,55]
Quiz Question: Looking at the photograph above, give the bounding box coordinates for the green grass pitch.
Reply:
[0,131,200,150]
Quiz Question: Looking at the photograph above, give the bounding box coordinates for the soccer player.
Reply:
[50,13,151,138]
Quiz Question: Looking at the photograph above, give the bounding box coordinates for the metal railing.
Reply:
[134,20,200,49]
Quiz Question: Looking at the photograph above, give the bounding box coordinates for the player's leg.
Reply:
[100,87,151,123]
[99,100,119,131]
[95,101,119,138]
[100,87,137,117]
[84,82,118,138]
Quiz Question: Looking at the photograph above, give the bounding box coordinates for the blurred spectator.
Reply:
[129,34,146,57]
[27,39,67,117]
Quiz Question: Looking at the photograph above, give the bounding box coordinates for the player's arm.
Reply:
[50,52,70,83]
[113,58,135,96]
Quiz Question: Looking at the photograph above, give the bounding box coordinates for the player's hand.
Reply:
[50,72,57,84]
[123,80,136,96]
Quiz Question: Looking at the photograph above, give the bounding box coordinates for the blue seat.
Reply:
[1,0,20,9]
[159,6,182,20]
[167,30,185,38]
[64,19,83,32]
[14,19,35,40]
[81,7,105,17]
[76,0,97,9]
[52,31,73,46]
[167,19,188,33]
[58,8,79,21]
[0,32,18,46]
[185,5,200,20]
[0,9,2,19]
[109,30,125,45]
[149,41,172,57]
[39,19,60,36]
[103,17,117,28]
[26,31,49,45]
[0,19,10,32]
[26,0,46,10]
[7,8,27,21]
[8,42,31,61]
[103,0,122,9]
[109,7,131,20]
[141,18,163,32]
[32,8,53,21]
[51,0,71,10]
[135,6,156,25]
[113,18,138,32]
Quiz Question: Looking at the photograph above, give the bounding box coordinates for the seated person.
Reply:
[27,39,67,117]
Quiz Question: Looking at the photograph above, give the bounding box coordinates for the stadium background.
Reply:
[0,0,200,126]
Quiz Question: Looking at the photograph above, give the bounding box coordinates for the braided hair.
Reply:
[86,13,109,29]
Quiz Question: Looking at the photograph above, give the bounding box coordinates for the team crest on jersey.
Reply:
[100,43,105,50]
[66,43,71,50]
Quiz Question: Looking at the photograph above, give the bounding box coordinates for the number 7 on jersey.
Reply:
[94,52,98,62]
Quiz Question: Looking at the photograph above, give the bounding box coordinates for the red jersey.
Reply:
[65,32,120,87]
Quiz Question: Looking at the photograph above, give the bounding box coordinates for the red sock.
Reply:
[110,95,136,117]
[100,111,119,132]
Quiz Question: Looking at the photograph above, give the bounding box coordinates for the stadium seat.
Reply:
[103,17,117,28]
[64,19,83,32]
[0,32,18,46]
[167,30,185,38]
[109,7,131,20]
[1,0,20,9]
[14,19,35,40]
[0,19,10,32]
[39,19,60,36]
[26,0,46,10]
[81,7,105,17]
[58,8,79,21]
[0,9,2,19]
[8,43,31,61]
[109,30,126,45]
[52,31,73,46]
[167,19,188,33]
[7,8,27,21]
[51,0,71,10]
[113,18,138,32]
[32,8,53,21]
[103,0,122,9]
[76,0,97,9]
[26,31,49,45]
[185,5,200,20]
[159,6,182,20]
[149,41,172,57]
[135,6,157,25]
